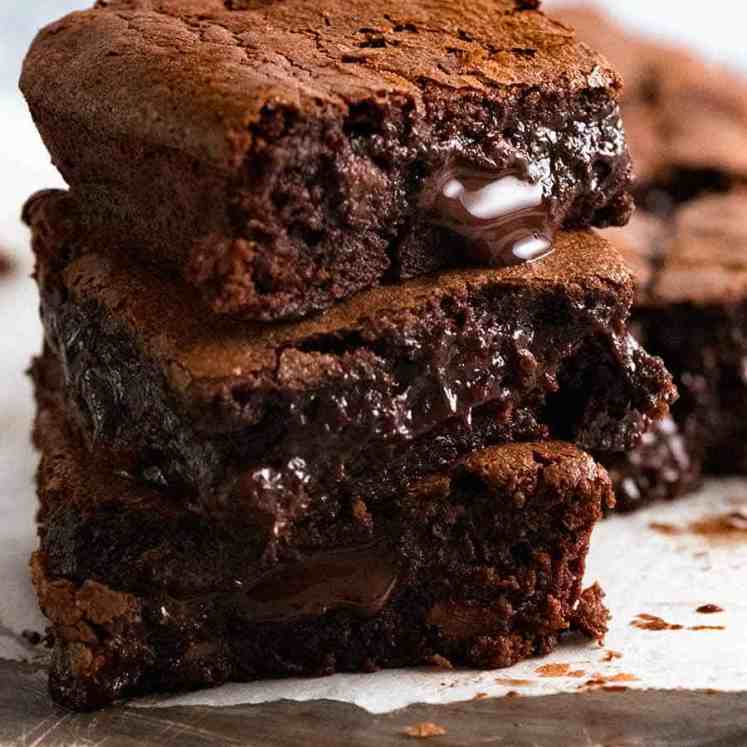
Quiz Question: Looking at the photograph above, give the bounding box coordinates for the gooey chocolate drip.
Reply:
[236,541,399,623]
[428,162,554,266]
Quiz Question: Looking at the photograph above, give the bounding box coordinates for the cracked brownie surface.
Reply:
[22,0,633,320]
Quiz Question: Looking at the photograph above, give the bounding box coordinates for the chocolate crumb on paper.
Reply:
[650,512,747,542]
[0,250,14,277]
[495,678,531,687]
[689,625,725,631]
[631,613,683,631]
[427,654,453,671]
[581,672,639,690]
[649,522,681,536]
[696,604,724,614]
[602,650,623,661]
[402,722,447,738]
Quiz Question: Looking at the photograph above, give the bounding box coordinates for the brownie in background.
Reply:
[559,7,747,508]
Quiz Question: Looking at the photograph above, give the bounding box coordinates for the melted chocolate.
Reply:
[236,541,399,623]
[428,163,554,266]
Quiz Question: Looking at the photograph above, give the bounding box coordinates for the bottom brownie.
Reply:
[33,398,612,710]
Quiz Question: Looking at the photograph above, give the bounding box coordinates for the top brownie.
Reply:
[557,6,747,209]
[22,0,633,320]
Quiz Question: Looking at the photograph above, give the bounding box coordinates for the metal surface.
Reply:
[0,659,745,746]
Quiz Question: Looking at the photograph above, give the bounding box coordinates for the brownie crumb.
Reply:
[690,512,747,539]
[0,250,14,277]
[696,604,724,614]
[402,722,447,738]
[631,614,682,631]
[427,654,453,671]
[494,678,531,687]
[688,625,725,632]
[602,650,623,662]
[515,0,541,9]
[21,629,43,646]
[609,673,638,682]
[581,672,638,690]
[649,522,681,536]
[571,583,609,639]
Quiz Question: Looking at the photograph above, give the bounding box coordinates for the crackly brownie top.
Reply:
[557,6,747,187]
[607,191,747,306]
[22,0,622,167]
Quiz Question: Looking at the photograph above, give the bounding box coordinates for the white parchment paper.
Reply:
[1,240,745,713]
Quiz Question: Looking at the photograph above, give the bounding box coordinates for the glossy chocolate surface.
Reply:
[428,162,553,266]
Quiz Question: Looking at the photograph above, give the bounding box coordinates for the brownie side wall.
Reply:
[35,443,610,709]
[27,85,632,320]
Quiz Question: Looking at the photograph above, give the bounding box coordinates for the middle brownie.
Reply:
[29,189,674,534]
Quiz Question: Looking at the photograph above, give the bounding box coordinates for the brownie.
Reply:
[599,192,747,509]
[21,0,634,320]
[33,391,612,710]
[600,415,698,512]
[27,190,674,535]
[557,6,747,210]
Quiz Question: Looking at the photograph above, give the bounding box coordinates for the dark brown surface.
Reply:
[598,192,747,509]
[21,0,633,320]
[0,658,745,747]
[557,6,747,205]
[28,189,675,530]
[33,388,611,710]
[555,5,747,508]
[599,415,699,513]
[0,250,14,277]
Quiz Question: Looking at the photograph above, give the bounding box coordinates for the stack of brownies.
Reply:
[560,7,747,509]
[20,0,675,709]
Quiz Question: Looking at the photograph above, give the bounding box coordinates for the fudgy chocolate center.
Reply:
[427,162,554,266]
[237,540,399,622]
